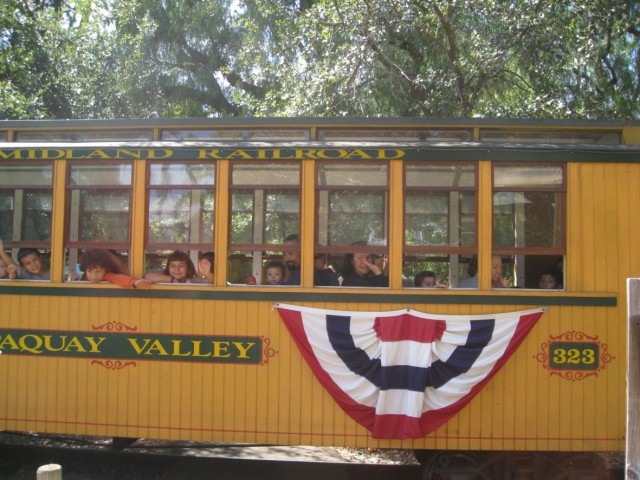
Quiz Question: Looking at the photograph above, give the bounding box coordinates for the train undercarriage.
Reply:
[413,450,622,480]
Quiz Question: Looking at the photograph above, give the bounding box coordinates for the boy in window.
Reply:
[14,248,50,280]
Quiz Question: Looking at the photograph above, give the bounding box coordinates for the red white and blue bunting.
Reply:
[276,304,544,439]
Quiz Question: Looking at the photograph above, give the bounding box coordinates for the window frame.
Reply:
[227,160,301,285]
[401,161,478,288]
[145,159,216,252]
[228,160,301,251]
[403,161,478,256]
[491,162,566,256]
[64,160,133,251]
[0,160,54,251]
[315,160,390,257]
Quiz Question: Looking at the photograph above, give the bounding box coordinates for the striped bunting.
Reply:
[276,304,544,439]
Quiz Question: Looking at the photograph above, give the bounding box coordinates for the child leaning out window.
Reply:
[80,249,152,289]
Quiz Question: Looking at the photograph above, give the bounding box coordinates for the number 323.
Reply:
[552,347,596,365]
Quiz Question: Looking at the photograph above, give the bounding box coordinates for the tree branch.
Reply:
[365,36,425,102]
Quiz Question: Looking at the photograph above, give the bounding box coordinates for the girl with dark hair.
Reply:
[145,250,202,284]
[341,241,388,287]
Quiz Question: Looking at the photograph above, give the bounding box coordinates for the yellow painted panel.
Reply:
[0,292,627,452]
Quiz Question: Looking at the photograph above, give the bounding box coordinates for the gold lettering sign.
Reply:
[0,329,264,365]
[0,148,407,161]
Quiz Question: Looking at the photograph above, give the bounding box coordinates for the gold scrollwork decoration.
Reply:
[91,360,136,370]
[91,321,138,332]
[549,330,598,342]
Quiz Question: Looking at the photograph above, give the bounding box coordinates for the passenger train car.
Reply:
[1,117,639,478]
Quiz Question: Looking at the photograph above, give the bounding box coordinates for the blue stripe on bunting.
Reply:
[424,319,494,389]
[327,314,381,385]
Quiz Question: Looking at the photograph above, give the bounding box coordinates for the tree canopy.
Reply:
[1,0,638,119]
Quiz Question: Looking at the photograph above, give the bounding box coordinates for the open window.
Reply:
[228,162,300,285]
[65,162,133,281]
[0,163,53,280]
[145,161,215,283]
[403,163,477,288]
[316,162,389,287]
[492,163,566,289]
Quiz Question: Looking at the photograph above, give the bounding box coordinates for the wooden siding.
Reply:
[0,293,625,451]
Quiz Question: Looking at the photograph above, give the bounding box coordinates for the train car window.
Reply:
[316,162,389,288]
[228,162,300,285]
[145,162,215,283]
[0,132,6,141]
[15,130,152,142]
[0,163,53,280]
[403,163,477,289]
[65,163,133,281]
[480,129,620,144]
[493,164,566,289]
[317,128,472,141]
[161,129,310,141]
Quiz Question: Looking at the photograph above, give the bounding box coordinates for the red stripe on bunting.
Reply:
[374,313,446,342]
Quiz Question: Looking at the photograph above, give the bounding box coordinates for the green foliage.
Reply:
[0,0,637,119]
[249,0,639,118]
[0,1,74,118]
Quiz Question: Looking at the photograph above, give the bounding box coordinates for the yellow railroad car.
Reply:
[1,118,638,478]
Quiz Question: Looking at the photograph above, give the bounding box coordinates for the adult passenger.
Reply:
[491,255,509,288]
[340,242,388,287]
[458,256,478,288]
[281,234,339,286]
[458,255,508,288]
